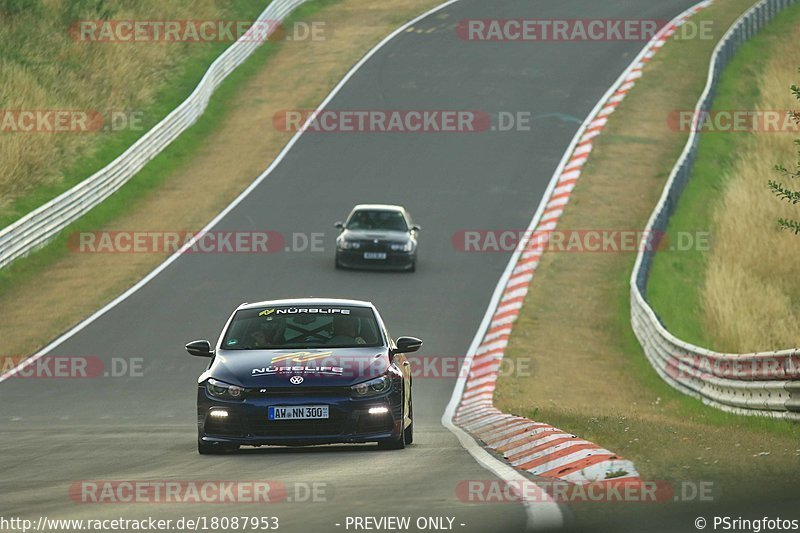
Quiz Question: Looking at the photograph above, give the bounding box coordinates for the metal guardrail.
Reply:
[630,0,800,419]
[0,0,309,270]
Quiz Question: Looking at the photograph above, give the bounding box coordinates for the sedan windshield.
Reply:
[346,210,408,231]
[222,306,383,350]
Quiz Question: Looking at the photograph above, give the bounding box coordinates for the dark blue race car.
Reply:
[186,298,421,454]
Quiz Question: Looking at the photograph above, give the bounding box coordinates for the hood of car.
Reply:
[340,229,411,242]
[201,346,391,388]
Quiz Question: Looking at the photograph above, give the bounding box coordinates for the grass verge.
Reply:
[647,6,800,352]
[493,0,800,514]
[0,0,442,356]
[0,0,272,227]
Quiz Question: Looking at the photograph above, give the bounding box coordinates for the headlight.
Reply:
[390,241,413,252]
[206,378,244,400]
[337,239,361,250]
[351,375,392,397]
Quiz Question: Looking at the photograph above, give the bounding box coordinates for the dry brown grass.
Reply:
[0,0,242,212]
[494,0,800,493]
[0,0,441,357]
[701,26,800,352]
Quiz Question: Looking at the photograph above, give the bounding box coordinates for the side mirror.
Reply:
[411,224,421,232]
[186,339,213,358]
[334,221,344,230]
[392,336,423,355]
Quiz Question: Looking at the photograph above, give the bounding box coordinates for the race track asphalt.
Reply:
[1,1,698,531]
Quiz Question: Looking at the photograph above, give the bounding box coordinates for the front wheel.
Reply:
[404,394,414,444]
[377,393,411,450]
[377,431,405,450]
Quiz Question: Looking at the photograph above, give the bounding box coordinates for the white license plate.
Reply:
[269,405,329,420]
[363,252,387,260]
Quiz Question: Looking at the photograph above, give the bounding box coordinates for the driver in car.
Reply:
[248,318,286,348]
[328,315,366,345]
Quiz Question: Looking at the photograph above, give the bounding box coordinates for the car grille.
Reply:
[356,240,392,252]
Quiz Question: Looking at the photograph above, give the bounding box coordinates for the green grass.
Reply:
[0,0,271,230]
[645,3,800,348]
[493,0,800,503]
[0,0,338,292]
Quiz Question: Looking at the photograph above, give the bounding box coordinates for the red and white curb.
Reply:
[449,0,715,487]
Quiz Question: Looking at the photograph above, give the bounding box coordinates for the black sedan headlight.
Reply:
[351,375,392,398]
[205,378,244,401]
[389,241,413,252]
[337,239,361,250]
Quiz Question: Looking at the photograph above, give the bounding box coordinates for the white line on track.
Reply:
[441,1,713,529]
[2,0,711,531]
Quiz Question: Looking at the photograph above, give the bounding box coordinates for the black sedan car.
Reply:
[334,204,420,271]
[186,298,421,454]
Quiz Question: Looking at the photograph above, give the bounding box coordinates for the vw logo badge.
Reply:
[289,376,304,385]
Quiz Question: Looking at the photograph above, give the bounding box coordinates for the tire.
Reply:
[404,394,414,445]
[335,257,343,269]
[377,431,405,450]
[408,260,416,273]
[198,439,237,455]
[377,391,411,450]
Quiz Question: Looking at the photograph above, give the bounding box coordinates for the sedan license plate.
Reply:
[269,405,329,420]
[363,252,387,260]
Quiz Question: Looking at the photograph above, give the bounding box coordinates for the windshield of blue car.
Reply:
[221,306,384,350]
[345,210,408,232]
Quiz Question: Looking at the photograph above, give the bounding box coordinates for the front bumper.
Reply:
[336,249,415,270]
[197,385,403,446]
